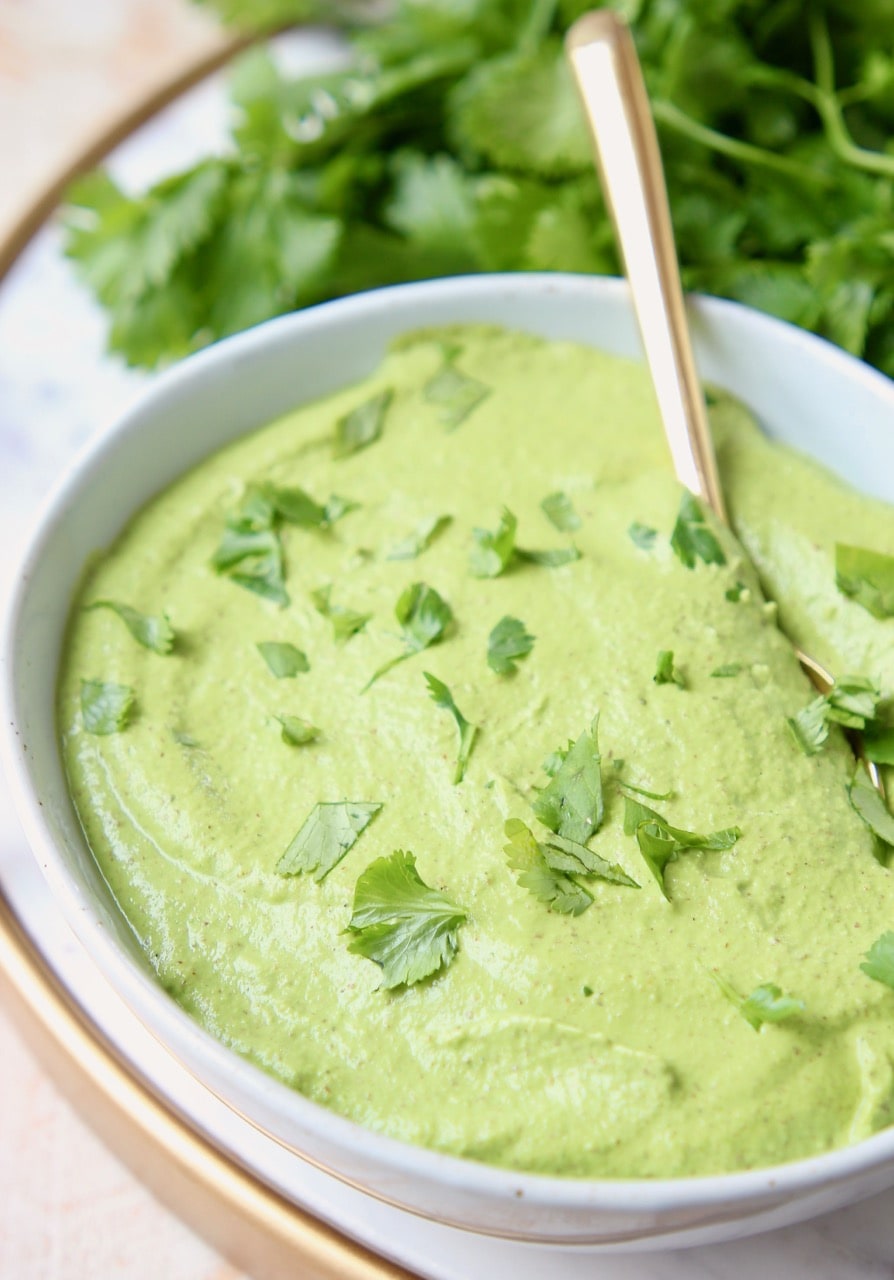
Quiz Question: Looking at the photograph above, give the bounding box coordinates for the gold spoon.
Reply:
[566,9,884,795]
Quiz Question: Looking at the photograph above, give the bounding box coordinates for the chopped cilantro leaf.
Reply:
[725,581,748,603]
[277,715,320,746]
[85,600,175,655]
[211,526,287,604]
[826,673,882,728]
[711,663,743,677]
[654,650,686,688]
[267,485,356,529]
[504,818,593,916]
[423,358,490,429]
[541,491,581,532]
[347,850,467,988]
[623,796,741,898]
[277,800,382,881]
[713,974,805,1031]
[423,672,478,783]
[532,715,604,845]
[835,543,894,619]
[847,764,894,849]
[387,514,452,561]
[670,492,726,569]
[334,388,393,458]
[788,674,881,755]
[470,506,580,577]
[256,641,309,678]
[788,695,831,755]
[311,584,370,643]
[628,522,657,550]
[363,582,453,690]
[861,932,894,990]
[80,679,134,735]
[470,506,517,578]
[487,615,534,676]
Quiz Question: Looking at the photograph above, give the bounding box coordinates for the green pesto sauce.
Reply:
[58,326,894,1178]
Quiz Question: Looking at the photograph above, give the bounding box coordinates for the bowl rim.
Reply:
[3,271,894,1229]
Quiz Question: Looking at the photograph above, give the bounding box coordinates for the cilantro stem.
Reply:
[807,10,894,181]
[651,100,829,187]
[742,23,894,182]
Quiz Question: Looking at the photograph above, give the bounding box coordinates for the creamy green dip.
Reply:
[58,326,894,1178]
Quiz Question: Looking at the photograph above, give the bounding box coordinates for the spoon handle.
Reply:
[566,10,728,523]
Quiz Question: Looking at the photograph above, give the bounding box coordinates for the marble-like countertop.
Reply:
[2,15,894,1280]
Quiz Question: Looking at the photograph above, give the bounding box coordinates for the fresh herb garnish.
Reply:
[847,763,894,849]
[333,388,393,458]
[532,715,603,845]
[861,932,894,990]
[835,543,894,619]
[277,715,321,746]
[311,584,371,644]
[423,357,490,428]
[711,663,743,678]
[628,522,657,550]
[623,796,741,898]
[470,506,517,578]
[85,600,174,654]
[63,7,894,382]
[670,492,726,569]
[212,480,354,606]
[788,673,882,755]
[725,581,748,603]
[277,800,382,880]
[654,650,686,688]
[363,582,453,690]
[212,524,287,605]
[541,491,581,532]
[712,974,805,1031]
[257,641,309,678]
[80,679,134,735]
[387,514,452,560]
[470,506,580,578]
[423,672,478,783]
[504,818,637,916]
[347,850,467,988]
[486,615,534,675]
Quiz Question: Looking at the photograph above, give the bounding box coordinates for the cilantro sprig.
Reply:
[469,506,580,578]
[712,974,805,1031]
[504,818,638,916]
[861,932,894,991]
[423,673,478,783]
[654,650,685,689]
[334,388,393,458]
[363,582,453,690]
[623,796,741,899]
[847,764,894,850]
[63,5,894,380]
[423,354,490,428]
[347,850,467,988]
[533,716,604,845]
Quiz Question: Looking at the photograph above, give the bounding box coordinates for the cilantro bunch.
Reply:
[64,0,894,374]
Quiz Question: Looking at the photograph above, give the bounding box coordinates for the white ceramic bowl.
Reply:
[4,274,894,1250]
